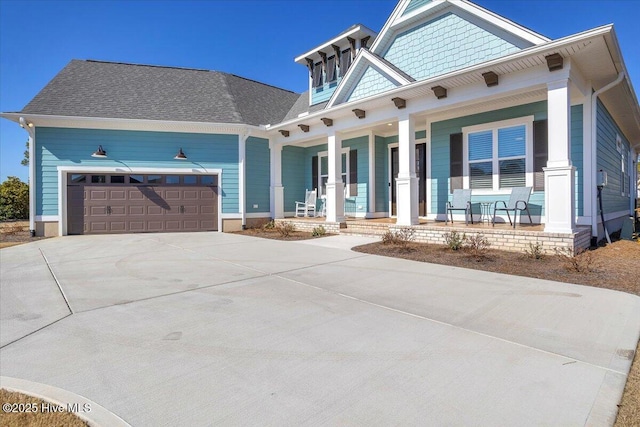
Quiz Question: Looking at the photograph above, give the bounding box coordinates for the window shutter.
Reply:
[450,133,463,193]
[349,150,358,196]
[533,120,548,191]
[312,62,323,88]
[326,56,337,83]
[340,49,352,77]
[312,156,318,193]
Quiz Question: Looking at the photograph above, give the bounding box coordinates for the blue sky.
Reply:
[1,0,639,182]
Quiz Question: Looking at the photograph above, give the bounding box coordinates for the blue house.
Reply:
[3,0,638,254]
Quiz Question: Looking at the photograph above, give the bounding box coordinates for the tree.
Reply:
[21,141,29,166]
[0,177,29,220]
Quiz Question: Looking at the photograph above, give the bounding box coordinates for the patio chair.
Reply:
[492,186,533,228]
[446,189,473,225]
[295,189,317,217]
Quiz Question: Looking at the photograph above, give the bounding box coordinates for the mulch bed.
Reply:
[0,221,49,249]
[353,240,640,296]
[233,228,332,241]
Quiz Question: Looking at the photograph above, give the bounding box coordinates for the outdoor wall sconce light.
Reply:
[482,71,499,87]
[19,118,34,128]
[298,124,310,132]
[352,109,366,119]
[91,145,107,158]
[320,117,333,127]
[431,86,447,99]
[391,97,406,109]
[279,130,290,137]
[173,148,187,160]
[545,53,564,71]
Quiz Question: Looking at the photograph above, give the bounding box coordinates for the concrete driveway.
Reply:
[1,233,639,426]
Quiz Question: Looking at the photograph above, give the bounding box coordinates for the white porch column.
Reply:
[544,79,576,233]
[326,132,345,223]
[269,141,284,219]
[396,113,419,225]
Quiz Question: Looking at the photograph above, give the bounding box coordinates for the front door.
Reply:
[390,144,426,217]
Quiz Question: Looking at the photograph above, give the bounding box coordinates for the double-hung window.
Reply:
[463,116,533,192]
[313,149,357,197]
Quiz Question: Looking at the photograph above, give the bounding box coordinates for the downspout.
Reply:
[19,117,36,237]
[590,72,625,244]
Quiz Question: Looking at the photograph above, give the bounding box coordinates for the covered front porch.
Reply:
[274,216,590,255]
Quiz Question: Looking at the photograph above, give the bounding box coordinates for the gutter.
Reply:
[268,25,614,131]
[591,72,625,243]
[19,117,36,236]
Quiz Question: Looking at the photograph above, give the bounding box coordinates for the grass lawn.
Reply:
[0,389,88,427]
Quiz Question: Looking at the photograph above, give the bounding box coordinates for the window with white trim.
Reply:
[313,149,356,197]
[463,117,533,192]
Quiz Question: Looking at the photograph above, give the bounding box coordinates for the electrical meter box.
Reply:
[597,170,608,187]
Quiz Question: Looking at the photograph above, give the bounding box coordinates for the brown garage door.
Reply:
[67,173,218,235]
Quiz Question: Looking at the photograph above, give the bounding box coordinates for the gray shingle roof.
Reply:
[20,60,300,126]
[282,92,328,122]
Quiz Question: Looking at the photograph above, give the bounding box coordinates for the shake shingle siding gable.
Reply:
[21,60,299,126]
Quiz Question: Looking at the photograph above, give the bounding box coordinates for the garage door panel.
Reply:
[201,206,215,215]
[182,205,198,215]
[67,174,218,234]
[130,222,145,232]
[183,190,199,200]
[90,190,108,200]
[108,190,126,200]
[109,222,127,232]
[147,205,164,215]
[110,206,126,216]
[89,222,107,232]
[129,190,145,200]
[129,206,145,215]
[165,190,181,200]
[147,221,164,231]
[90,206,108,216]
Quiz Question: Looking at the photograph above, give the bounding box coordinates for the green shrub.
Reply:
[0,177,29,220]
[443,230,466,251]
[312,225,326,237]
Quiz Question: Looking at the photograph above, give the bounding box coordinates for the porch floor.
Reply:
[285,215,545,232]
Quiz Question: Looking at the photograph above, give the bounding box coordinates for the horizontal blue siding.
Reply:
[571,105,584,217]
[245,137,270,214]
[344,136,369,215]
[431,101,547,217]
[596,99,632,214]
[282,146,306,213]
[35,127,239,216]
[312,79,340,105]
[375,135,395,213]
